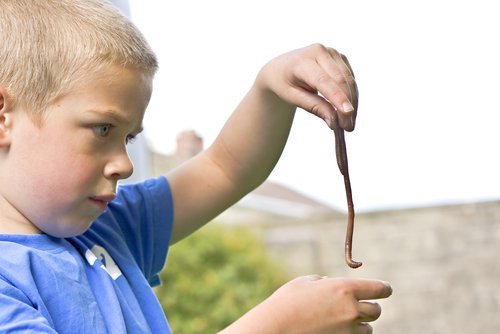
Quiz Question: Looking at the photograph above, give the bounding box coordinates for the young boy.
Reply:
[0,0,391,333]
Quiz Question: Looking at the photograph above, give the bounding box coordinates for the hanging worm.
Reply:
[332,112,362,269]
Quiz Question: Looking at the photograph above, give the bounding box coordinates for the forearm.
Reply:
[207,84,296,195]
[218,297,280,334]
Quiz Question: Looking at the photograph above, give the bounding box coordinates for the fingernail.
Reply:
[342,102,354,114]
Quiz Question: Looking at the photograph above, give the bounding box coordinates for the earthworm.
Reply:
[332,112,362,269]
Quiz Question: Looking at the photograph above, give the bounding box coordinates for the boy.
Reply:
[0,0,391,333]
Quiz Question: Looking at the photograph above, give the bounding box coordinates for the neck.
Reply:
[0,195,42,235]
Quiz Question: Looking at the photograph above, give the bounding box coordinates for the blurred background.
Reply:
[113,0,500,333]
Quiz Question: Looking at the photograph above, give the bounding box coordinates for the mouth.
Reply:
[89,194,116,211]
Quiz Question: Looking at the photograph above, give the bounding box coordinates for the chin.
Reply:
[39,220,94,238]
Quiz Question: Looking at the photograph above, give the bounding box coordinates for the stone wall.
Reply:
[227,200,500,334]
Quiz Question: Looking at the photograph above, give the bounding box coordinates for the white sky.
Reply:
[127,0,500,212]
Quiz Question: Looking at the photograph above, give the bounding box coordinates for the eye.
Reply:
[126,134,137,145]
[94,124,112,137]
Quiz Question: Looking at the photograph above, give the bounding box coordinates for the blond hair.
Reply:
[0,0,158,117]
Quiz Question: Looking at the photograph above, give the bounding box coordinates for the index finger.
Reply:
[350,279,393,301]
[315,47,358,131]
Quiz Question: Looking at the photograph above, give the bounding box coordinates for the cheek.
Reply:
[15,150,101,232]
[32,150,99,197]
[14,135,101,209]
[32,127,98,181]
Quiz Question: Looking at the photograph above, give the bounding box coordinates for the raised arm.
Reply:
[167,44,358,243]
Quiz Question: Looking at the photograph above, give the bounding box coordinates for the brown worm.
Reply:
[332,113,362,269]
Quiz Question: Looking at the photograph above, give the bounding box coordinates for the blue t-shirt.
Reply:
[0,177,173,333]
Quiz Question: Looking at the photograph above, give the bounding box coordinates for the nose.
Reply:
[103,150,134,180]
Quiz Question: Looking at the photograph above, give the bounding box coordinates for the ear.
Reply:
[0,86,13,147]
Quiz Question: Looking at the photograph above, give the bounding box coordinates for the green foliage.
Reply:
[155,224,289,334]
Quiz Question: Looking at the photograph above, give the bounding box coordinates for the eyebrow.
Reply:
[85,109,144,135]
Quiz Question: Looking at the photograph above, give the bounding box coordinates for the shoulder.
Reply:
[92,176,173,233]
[115,176,171,207]
[88,176,173,241]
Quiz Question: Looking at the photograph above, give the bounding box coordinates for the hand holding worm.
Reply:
[251,45,361,267]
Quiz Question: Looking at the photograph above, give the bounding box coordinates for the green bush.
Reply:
[155,224,289,333]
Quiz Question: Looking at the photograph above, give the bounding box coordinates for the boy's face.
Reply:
[0,65,152,237]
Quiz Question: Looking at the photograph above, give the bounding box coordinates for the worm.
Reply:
[332,112,362,269]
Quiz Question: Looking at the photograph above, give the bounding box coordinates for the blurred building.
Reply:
[152,129,203,175]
